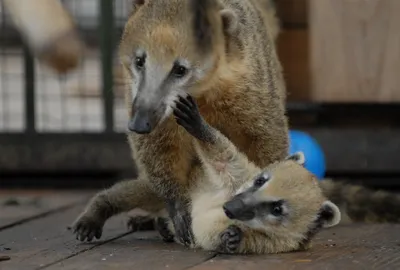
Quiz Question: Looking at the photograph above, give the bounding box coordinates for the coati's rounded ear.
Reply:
[318,201,341,228]
[220,9,238,35]
[285,152,306,166]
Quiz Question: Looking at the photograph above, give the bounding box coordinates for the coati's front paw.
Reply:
[72,215,104,242]
[173,95,212,142]
[218,225,243,254]
[126,215,155,232]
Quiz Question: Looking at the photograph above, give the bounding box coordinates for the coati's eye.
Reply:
[135,56,145,69]
[254,173,270,188]
[271,201,284,216]
[171,63,188,78]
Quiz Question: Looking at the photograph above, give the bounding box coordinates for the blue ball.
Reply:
[288,130,326,180]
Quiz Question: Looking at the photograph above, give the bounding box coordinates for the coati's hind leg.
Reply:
[165,199,195,246]
[72,178,164,242]
[155,217,175,242]
[126,215,175,243]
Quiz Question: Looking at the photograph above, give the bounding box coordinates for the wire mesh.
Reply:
[0,0,130,133]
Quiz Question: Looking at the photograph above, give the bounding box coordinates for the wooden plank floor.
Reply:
[1,190,400,270]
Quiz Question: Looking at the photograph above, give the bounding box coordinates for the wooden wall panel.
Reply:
[276,0,308,26]
[277,29,310,101]
[276,0,310,102]
[309,0,400,102]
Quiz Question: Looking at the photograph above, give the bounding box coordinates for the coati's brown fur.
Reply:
[71,0,400,244]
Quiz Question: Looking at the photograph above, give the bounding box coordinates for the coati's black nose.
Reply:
[128,118,151,134]
[223,199,246,220]
[128,109,153,134]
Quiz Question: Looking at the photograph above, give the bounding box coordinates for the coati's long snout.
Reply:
[128,102,161,134]
[120,0,225,135]
[223,195,256,221]
[127,85,184,134]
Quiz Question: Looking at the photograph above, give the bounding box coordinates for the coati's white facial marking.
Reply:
[236,171,270,195]
[235,181,253,195]
[163,88,187,122]
[256,172,271,191]
[130,71,139,103]
[129,48,146,102]
[245,219,265,230]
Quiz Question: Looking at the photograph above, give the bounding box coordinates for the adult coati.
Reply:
[73,94,341,254]
[73,0,288,246]
[72,0,400,245]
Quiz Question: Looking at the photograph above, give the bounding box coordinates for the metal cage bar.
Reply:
[23,44,36,133]
[99,0,115,133]
[1,0,400,189]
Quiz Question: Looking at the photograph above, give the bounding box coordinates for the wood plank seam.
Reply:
[36,231,135,270]
[0,200,86,231]
[183,254,218,270]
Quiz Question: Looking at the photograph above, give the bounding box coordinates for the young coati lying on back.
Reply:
[73,94,341,254]
[172,95,342,253]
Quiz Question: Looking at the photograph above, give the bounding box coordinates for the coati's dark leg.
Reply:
[126,215,155,232]
[126,200,193,245]
[155,217,175,242]
[127,216,174,242]
[165,199,195,246]
[71,178,164,242]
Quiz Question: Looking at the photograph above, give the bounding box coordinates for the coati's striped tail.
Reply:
[319,179,400,223]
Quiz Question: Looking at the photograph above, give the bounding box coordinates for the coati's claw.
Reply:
[173,95,214,142]
[126,215,155,232]
[171,209,195,247]
[166,199,195,247]
[218,225,243,254]
[155,217,175,243]
[173,95,202,133]
[72,215,104,242]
